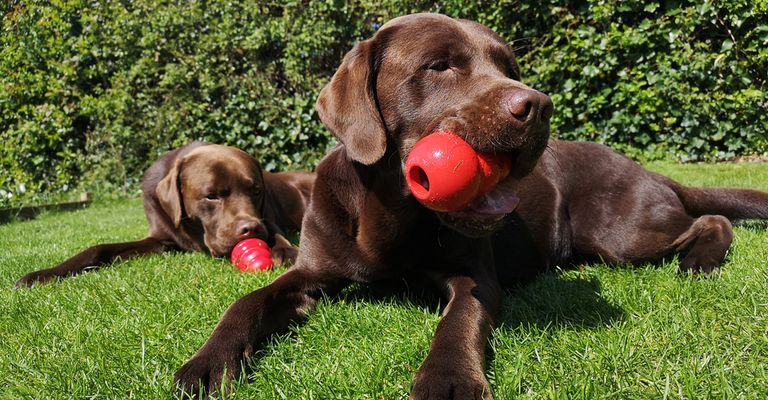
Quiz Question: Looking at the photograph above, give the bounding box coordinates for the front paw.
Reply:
[271,244,298,266]
[678,249,723,275]
[14,271,51,288]
[173,346,247,399]
[410,363,492,400]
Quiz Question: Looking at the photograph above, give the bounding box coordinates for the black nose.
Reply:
[237,220,266,238]
[507,89,553,125]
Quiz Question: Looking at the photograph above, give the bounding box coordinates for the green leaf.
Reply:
[644,3,659,12]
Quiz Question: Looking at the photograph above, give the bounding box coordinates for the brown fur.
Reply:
[174,14,768,399]
[15,142,314,287]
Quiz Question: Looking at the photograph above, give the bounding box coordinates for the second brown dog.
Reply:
[15,141,314,287]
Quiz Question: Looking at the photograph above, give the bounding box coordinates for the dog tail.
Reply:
[669,181,768,220]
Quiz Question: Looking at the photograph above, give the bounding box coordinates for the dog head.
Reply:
[155,144,269,257]
[317,13,553,237]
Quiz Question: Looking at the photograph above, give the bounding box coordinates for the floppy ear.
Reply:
[155,158,184,228]
[316,39,387,165]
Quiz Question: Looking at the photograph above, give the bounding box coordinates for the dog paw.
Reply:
[173,347,245,399]
[410,365,492,400]
[678,252,722,275]
[271,244,298,266]
[14,271,48,288]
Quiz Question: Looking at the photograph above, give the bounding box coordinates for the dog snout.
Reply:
[506,89,553,127]
[236,219,267,239]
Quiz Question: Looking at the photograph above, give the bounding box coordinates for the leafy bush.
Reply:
[1,0,766,206]
[524,0,768,162]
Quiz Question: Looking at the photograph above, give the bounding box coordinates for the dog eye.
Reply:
[426,60,450,72]
[205,189,230,201]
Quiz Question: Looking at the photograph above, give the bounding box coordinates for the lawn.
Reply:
[1,161,767,399]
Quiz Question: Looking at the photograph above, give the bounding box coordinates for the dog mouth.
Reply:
[468,166,521,214]
[405,122,546,237]
[208,225,270,258]
[437,173,521,237]
[404,134,526,237]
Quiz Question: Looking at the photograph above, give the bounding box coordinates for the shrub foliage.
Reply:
[1,0,766,205]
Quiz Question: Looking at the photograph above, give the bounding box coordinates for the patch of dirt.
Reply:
[730,155,768,163]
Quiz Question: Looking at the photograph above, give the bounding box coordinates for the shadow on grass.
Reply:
[734,219,768,230]
[330,271,624,331]
[497,273,624,331]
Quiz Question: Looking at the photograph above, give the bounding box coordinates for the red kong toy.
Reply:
[405,131,512,212]
[230,238,273,272]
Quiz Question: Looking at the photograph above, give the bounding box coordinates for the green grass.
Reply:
[1,162,767,399]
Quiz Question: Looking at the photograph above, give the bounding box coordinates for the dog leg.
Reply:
[173,266,348,398]
[673,215,734,274]
[264,218,299,265]
[410,272,501,400]
[270,233,299,265]
[14,236,169,288]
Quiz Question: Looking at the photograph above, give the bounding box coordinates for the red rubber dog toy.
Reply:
[230,238,273,272]
[405,131,511,212]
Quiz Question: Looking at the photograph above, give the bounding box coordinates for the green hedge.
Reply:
[1,1,766,206]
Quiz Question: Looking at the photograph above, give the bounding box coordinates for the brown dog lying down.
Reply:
[15,142,314,287]
[173,13,768,399]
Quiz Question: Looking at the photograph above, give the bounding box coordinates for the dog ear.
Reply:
[316,39,387,165]
[155,158,184,228]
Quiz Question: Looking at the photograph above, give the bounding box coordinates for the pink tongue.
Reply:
[467,179,520,215]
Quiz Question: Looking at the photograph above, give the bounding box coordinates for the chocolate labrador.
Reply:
[174,13,768,399]
[15,141,314,287]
